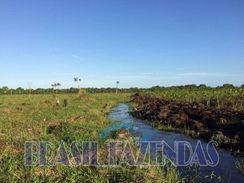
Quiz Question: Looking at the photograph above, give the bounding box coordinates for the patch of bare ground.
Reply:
[131,93,244,155]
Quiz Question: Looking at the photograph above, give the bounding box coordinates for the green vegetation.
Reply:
[2,84,244,111]
[0,93,182,182]
[131,89,244,155]
[147,85,244,111]
[1,84,243,182]
[0,86,141,95]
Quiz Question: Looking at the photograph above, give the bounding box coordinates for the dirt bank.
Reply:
[131,93,244,155]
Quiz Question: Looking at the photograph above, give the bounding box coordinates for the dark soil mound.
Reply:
[131,93,244,154]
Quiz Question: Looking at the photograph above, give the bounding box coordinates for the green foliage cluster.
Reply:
[147,84,244,111]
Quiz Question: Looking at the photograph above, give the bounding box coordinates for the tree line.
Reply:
[0,84,243,95]
[0,87,142,95]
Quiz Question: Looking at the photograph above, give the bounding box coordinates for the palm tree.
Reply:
[116,81,120,94]
[56,83,61,94]
[74,77,81,93]
[51,83,61,94]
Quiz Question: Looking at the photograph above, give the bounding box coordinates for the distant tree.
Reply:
[129,87,140,93]
[184,84,197,89]
[51,83,61,94]
[241,84,244,88]
[35,88,47,94]
[2,86,8,94]
[56,83,61,92]
[222,84,235,88]
[150,85,162,92]
[116,81,120,94]
[74,77,81,92]
[198,84,207,89]
[16,87,24,94]
[69,87,79,93]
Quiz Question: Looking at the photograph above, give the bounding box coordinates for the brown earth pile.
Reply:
[131,93,244,154]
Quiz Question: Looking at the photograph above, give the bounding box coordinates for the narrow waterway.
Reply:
[100,103,244,183]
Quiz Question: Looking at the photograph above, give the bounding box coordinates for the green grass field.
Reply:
[0,93,181,183]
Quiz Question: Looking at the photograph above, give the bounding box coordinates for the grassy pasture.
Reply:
[0,93,181,183]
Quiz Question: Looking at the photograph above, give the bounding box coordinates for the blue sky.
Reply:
[0,0,243,88]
